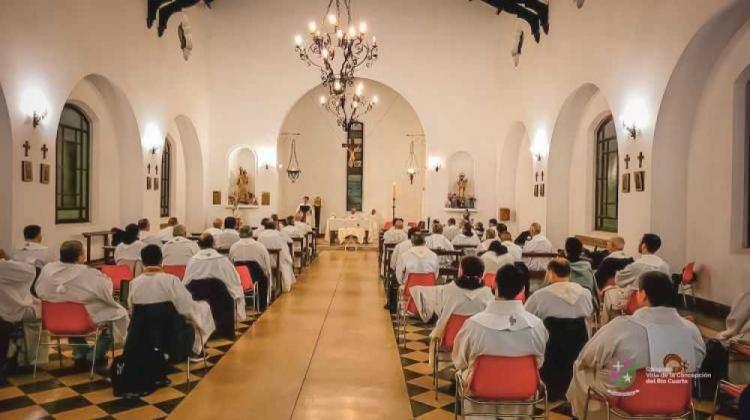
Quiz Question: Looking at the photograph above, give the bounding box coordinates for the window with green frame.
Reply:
[594,115,619,232]
[55,104,91,224]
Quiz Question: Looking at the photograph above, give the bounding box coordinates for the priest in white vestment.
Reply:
[390,237,413,271]
[183,235,246,320]
[451,224,481,247]
[204,218,223,238]
[158,217,178,242]
[383,219,408,245]
[525,258,593,321]
[13,225,54,269]
[215,217,241,251]
[566,272,705,419]
[500,231,523,262]
[395,234,439,285]
[252,218,268,239]
[0,251,47,365]
[718,290,750,383]
[36,241,130,363]
[162,225,199,266]
[452,264,548,382]
[129,245,215,354]
[138,218,163,247]
[114,224,145,275]
[602,234,670,317]
[443,218,460,242]
[295,196,314,225]
[425,224,454,251]
[478,229,498,251]
[230,226,272,280]
[480,241,516,276]
[522,222,555,271]
[257,221,296,292]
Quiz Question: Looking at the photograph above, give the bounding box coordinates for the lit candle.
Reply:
[392,182,396,202]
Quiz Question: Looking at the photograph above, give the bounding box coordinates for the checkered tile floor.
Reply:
[390,313,738,419]
[0,312,257,419]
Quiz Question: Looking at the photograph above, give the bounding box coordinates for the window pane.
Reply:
[594,116,618,232]
[56,104,90,223]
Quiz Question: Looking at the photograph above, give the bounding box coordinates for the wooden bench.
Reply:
[575,235,608,250]
[82,230,112,265]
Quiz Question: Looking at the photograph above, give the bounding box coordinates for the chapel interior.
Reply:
[1,0,750,419]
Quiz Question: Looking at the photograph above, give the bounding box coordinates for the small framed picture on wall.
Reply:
[146,177,152,190]
[534,184,539,197]
[21,161,33,182]
[212,191,222,205]
[40,164,50,184]
[622,173,631,193]
[634,171,646,192]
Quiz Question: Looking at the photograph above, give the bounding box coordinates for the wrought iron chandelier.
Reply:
[405,139,419,184]
[286,135,302,182]
[294,0,378,96]
[318,81,378,131]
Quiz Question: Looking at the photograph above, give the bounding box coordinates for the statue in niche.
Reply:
[457,172,469,200]
[229,166,253,205]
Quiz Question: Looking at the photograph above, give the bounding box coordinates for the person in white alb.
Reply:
[451,223,481,247]
[443,218,460,242]
[390,228,419,271]
[452,263,548,383]
[525,258,593,321]
[257,220,296,293]
[602,233,670,318]
[162,225,199,266]
[566,272,705,419]
[129,245,215,355]
[215,217,241,251]
[36,241,130,369]
[718,290,750,383]
[204,218,223,238]
[425,223,453,251]
[159,217,179,242]
[500,231,523,262]
[183,234,246,321]
[13,225,54,269]
[395,233,439,285]
[522,222,555,271]
[480,240,516,276]
[383,218,408,245]
[138,218,163,247]
[478,228,497,251]
[114,224,145,274]
[230,226,272,280]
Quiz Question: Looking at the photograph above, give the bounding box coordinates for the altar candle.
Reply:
[392,182,396,202]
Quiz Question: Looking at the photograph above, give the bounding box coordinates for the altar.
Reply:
[324,215,378,245]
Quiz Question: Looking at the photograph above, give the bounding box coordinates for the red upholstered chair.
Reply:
[679,262,697,308]
[584,369,694,419]
[100,265,134,291]
[713,380,747,419]
[515,289,526,303]
[33,301,105,380]
[432,314,470,398]
[482,273,496,290]
[397,273,437,346]
[163,265,186,280]
[384,220,393,230]
[235,265,258,313]
[455,355,547,419]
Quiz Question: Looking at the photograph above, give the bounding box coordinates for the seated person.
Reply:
[13,225,54,269]
[129,245,215,355]
[500,231,523,262]
[522,222,554,271]
[602,233,670,315]
[383,218,408,245]
[525,258,593,321]
[0,250,46,376]
[293,213,313,235]
[451,223,481,247]
[183,234,246,321]
[159,217,179,242]
[257,220,296,293]
[443,218,460,242]
[282,215,303,238]
[390,227,420,272]
[36,241,130,370]
[114,224,145,270]
[215,217,241,251]
[138,218,163,247]
[478,228,497,251]
[451,264,548,382]
[566,271,705,418]
[429,256,494,340]
[395,233,439,285]
[480,240,515,276]
[593,236,633,290]
[564,237,597,300]
[718,290,750,383]
[253,218,269,239]
[204,218,223,238]
[230,225,272,311]
[162,225,200,266]
[425,223,453,251]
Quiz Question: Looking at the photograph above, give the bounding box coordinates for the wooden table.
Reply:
[82,230,111,265]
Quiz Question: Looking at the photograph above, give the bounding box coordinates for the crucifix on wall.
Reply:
[624,154,631,170]
[22,141,31,157]
[637,152,645,168]
[541,170,544,182]
[535,171,539,182]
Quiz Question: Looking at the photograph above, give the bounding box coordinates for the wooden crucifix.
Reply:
[535,171,539,182]
[41,144,49,160]
[22,141,31,157]
[637,152,645,168]
[624,154,631,170]
[147,163,151,174]
[155,165,159,176]
[541,170,544,182]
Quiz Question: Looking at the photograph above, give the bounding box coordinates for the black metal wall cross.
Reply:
[41,144,49,159]
[22,141,31,157]
[637,152,645,168]
[624,154,631,170]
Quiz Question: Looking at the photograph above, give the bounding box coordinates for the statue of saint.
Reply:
[234,166,251,205]
[457,172,469,199]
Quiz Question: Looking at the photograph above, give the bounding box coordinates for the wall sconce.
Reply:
[620,97,648,140]
[428,156,442,172]
[21,88,48,128]
[142,123,163,155]
[530,129,549,162]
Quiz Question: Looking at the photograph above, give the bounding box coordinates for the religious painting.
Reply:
[212,191,221,205]
[634,171,646,192]
[153,177,159,191]
[622,173,631,193]
[146,176,152,190]
[261,191,271,206]
[499,208,511,222]
[540,184,545,197]
[534,184,539,197]
[39,163,50,185]
[21,161,32,182]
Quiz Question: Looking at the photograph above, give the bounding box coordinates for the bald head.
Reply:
[212,218,222,229]
[530,223,542,236]
[500,231,512,242]
[173,225,187,237]
[608,236,625,252]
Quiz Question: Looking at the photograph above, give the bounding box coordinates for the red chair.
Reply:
[397,273,437,346]
[584,369,694,419]
[713,380,747,419]
[456,355,547,419]
[482,273,496,290]
[679,262,697,308]
[34,301,106,380]
[384,220,393,230]
[163,265,186,280]
[235,265,258,313]
[100,265,133,291]
[432,314,470,398]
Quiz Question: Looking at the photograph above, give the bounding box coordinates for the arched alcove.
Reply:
[446,150,476,205]
[175,115,205,233]
[277,78,426,224]
[497,121,528,232]
[0,82,11,250]
[227,145,258,205]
